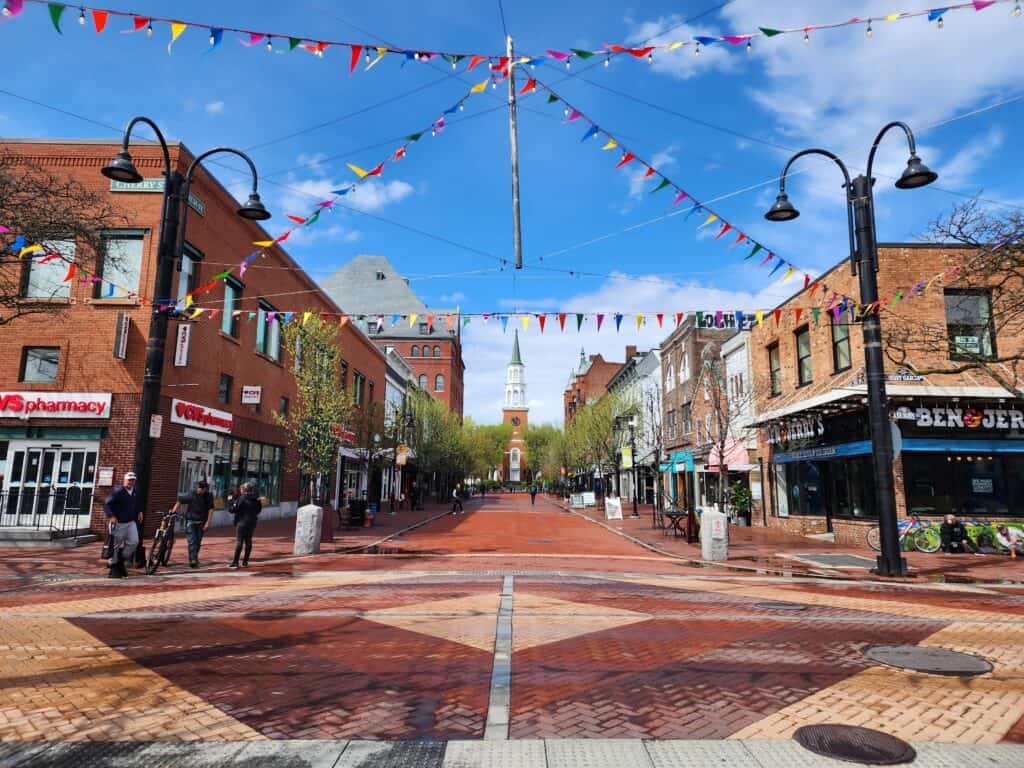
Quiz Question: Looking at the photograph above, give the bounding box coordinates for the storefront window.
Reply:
[209,437,284,507]
[904,452,1017,518]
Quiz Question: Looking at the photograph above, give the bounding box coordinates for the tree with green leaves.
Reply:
[407,391,467,501]
[524,423,561,482]
[277,315,351,506]
[462,420,511,482]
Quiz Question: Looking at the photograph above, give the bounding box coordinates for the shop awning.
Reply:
[903,438,1024,453]
[707,438,751,470]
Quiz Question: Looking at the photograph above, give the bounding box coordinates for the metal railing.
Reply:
[0,487,95,538]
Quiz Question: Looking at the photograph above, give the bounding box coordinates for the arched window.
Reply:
[418,374,428,389]
[510,448,520,467]
[435,374,445,392]
[433,345,441,357]
[422,345,431,357]
[411,346,420,357]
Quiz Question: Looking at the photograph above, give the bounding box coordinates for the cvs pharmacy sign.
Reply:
[170,398,233,434]
[0,392,111,420]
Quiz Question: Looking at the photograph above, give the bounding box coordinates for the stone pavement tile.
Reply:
[745,739,891,767]
[911,742,1024,767]
[362,592,500,651]
[336,740,446,768]
[231,739,349,767]
[10,741,248,767]
[443,740,546,768]
[545,739,653,768]
[512,593,649,652]
[645,739,759,767]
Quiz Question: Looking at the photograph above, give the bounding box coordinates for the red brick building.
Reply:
[563,349,623,427]
[501,331,529,483]
[749,244,1024,545]
[321,256,465,417]
[0,139,386,538]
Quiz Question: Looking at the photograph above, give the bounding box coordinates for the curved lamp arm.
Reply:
[866,120,917,181]
[778,148,857,273]
[121,116,172,175]
[186,147,260,193]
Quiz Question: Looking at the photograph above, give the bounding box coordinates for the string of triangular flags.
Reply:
[4,0,1015,73]
[526,71,813,290]
[0,225,149,302]
[162,81,503,314]
[168,253,971,334]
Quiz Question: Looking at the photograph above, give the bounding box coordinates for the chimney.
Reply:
[625,345,637,360]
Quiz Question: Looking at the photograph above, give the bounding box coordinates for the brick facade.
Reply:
[0,140,386,536]
[563,350,623,427]
[749,244,1024,541]
[374,334,464,416]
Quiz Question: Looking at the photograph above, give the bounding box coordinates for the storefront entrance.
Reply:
[1,443,97,529]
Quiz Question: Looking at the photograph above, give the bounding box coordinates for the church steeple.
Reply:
[504,330,527,409]
[510,329,523,365]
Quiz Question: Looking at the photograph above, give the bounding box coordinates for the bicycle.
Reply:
[866,515,940,553]
[146,510,181,575]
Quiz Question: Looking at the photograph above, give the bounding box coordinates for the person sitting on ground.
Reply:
[996,525,1024,555]
[940,513,972,554]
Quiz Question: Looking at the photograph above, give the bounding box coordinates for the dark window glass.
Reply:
[20,347,59,383]
[945,289,995,359]
[433,345,441,357]
[218,373,232,404]
[280,396,289,417]
[768,343,781,396]
[353,372,365,406]
[222,277,242,337]
[831,316,851,372]
[795,326,812,386]
[411,346,420,357]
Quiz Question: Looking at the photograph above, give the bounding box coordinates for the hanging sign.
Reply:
[241,386,262,404]
[149,414,163,439]
[396,444,409,466]
[170,398,233,433]
[110,178,206,216]
[113,311,131,359]
[0,392,112,419]
[620,446,634,469]
[174,324,192,367]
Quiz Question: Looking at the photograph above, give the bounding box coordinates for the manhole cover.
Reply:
[753,602,807,611]
[865,645,992,677]
[794,724,915,765]
[799,554,877,568]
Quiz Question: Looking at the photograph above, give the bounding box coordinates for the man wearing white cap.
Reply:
[104,471,142,578]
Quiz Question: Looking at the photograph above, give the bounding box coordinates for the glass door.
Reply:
[3,445,96,528]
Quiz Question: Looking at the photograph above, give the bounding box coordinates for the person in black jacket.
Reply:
[940,514,972,553]
[228,482,261,568]
[104,472,142,578]
[172,479,214,568]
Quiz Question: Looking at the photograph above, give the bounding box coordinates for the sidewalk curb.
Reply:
[551,499,848,582]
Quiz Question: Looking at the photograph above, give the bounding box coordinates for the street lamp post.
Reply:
[101,118,270,530]
[764,121,937,577]
[628,415,640,519]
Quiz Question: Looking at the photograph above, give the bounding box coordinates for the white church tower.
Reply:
[501,330,529,483]
[505,329,527,407]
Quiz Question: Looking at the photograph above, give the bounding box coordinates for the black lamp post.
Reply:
[102,117,269,532]
[627,415,640,518]
[764,121,937,577]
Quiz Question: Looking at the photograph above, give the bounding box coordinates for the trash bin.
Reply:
[347,499,367,528]
[368,502,378,526]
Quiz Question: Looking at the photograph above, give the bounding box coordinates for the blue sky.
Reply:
[3,0,1023,424]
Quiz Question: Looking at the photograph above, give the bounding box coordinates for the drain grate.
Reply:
[794,724,916,765]
[865,645,992,677]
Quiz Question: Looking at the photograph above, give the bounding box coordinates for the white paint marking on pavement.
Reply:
[485,574,514,741]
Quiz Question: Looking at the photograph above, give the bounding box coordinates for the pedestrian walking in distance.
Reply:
[452,483,465,515]
[229,482,262,568]
[529,484,537,506]
[104,472,142,578]
[172,479,214,568]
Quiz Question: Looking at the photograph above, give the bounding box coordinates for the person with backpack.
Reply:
[529,484,537,506]
[171,479,214,568]
[452,483,465,515]
[228,482,261,568]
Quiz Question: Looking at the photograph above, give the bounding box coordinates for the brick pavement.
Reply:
[560,497,1024,583]
[1,491,1023,752]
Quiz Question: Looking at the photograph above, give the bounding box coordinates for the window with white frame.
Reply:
[23,239,75,300]
[256,300,281,361]
[176,242,202,299]
[679,352,690,383]
[97,230,144,297]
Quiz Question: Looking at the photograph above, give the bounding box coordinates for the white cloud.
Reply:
[204,100,225,116]
[625,15,736,80]
[440,291,467,303]
[462,271,793,425]
[347,180,415,212]
[343,229,363,243]
[276,176,415,218]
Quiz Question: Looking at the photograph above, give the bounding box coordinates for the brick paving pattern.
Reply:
[0,492,1022,753]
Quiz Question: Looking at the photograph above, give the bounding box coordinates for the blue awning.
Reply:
[773,440,872,464]
[903,438,1024,453]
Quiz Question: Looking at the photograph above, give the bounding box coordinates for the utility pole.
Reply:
[506,35,523,269]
